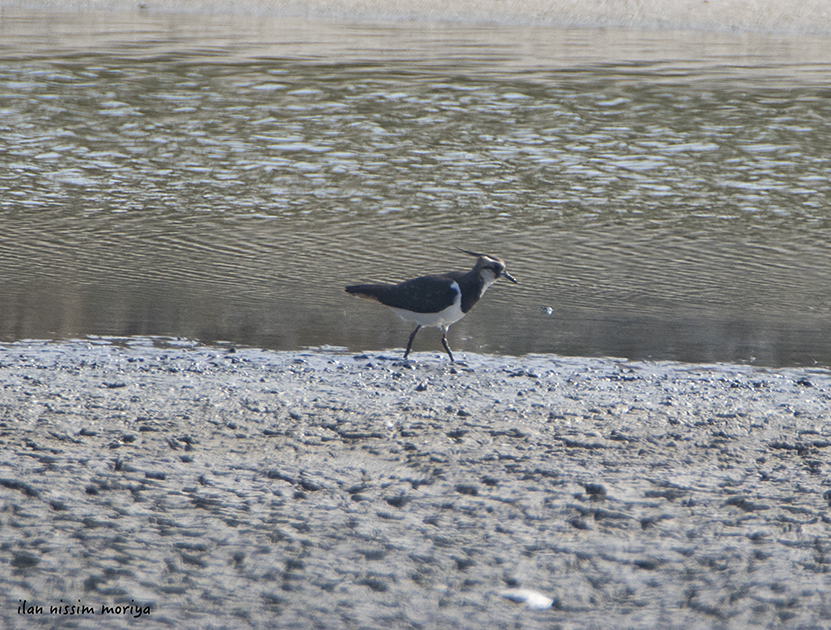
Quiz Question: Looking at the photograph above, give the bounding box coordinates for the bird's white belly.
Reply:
[390,281,465,328]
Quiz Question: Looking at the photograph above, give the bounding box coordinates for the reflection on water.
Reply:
[2,10,831,366]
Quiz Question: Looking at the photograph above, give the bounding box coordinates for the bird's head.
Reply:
[457,248,518,285]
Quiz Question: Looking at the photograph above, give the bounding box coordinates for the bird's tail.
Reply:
[345,284,383,301]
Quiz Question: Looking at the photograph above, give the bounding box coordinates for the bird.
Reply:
[345,249,518,362]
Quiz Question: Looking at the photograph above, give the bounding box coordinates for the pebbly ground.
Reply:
[1,338,830,629]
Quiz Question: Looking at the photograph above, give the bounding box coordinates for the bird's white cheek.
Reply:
[479,269,498,296]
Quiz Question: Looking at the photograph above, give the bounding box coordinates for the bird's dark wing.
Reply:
[388,275,460,313]
[346,275,459,314]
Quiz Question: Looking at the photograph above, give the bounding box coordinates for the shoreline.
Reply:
[3,0,831,35]
[2,338,830,628]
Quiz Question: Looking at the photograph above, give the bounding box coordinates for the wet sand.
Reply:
[1,338,830,628]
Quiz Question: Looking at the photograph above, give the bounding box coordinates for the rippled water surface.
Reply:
[2,10,831,365]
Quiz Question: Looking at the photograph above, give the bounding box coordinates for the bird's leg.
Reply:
[404,325,421,360]
[441,327,455,363]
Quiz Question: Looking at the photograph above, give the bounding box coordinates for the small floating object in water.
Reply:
[499,588,554,610]
[540,306,554,316]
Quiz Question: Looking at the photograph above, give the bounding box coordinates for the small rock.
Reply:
[585,483,607,498]
[385,494,409,508]
[499,588,553,610]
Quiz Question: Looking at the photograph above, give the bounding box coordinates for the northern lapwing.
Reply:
[345,249,518,362]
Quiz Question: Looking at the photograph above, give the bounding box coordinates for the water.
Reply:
[2,9,831,366]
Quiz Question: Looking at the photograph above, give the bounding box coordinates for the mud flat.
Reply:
[1,338,830,629]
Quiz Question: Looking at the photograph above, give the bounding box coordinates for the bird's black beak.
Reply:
[503,271,518,284]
